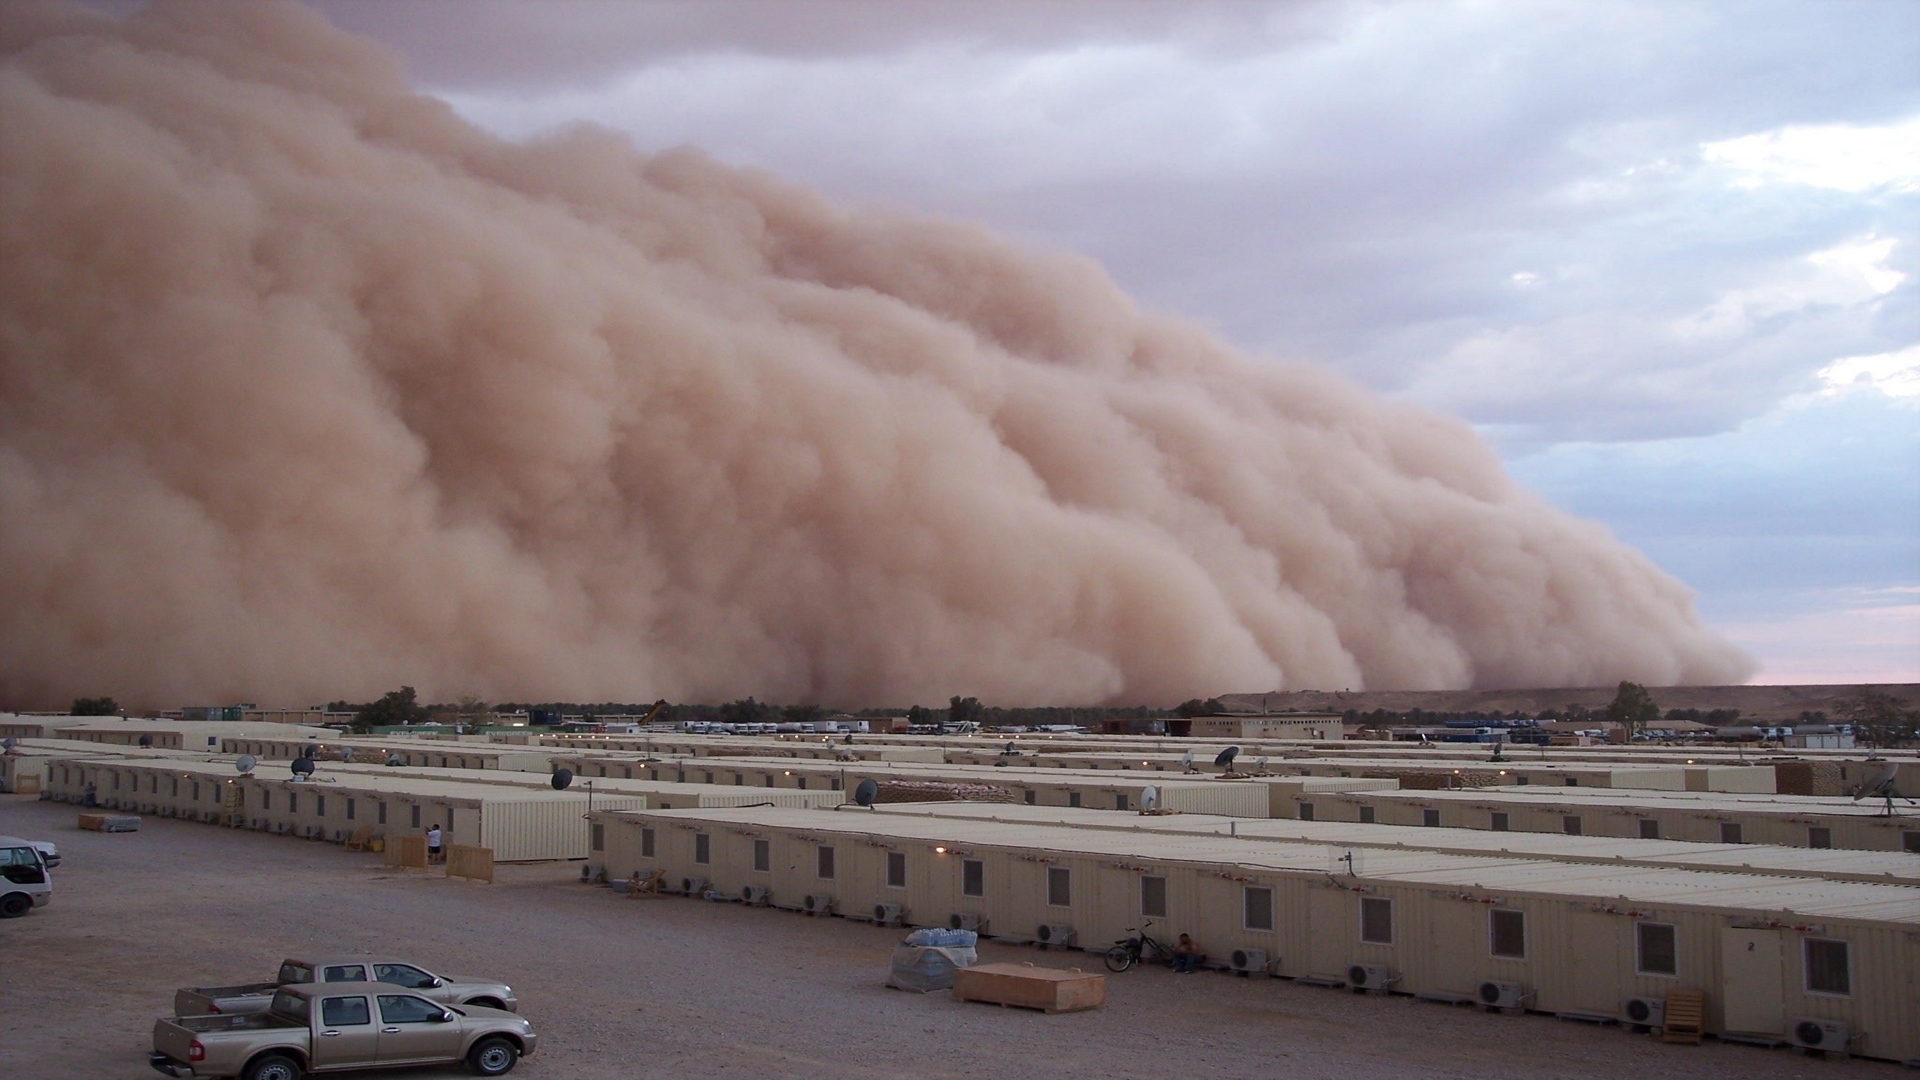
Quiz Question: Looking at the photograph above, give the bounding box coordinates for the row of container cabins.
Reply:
[14,731,1915,853]
[21,740,1919,889]
[594,801,1920,1064]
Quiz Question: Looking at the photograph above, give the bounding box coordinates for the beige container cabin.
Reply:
[1313,788,1919,852]
[599,804,1920,1063]
[238,773,647,860]
[868,801,1920,887]
[220,735,555,772]
[45,756,246,821]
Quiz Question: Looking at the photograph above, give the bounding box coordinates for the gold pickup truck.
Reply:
[175,956,517,1016]
[150,983,536,1079]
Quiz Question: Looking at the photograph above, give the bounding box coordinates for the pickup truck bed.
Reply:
[173,984,277,1016]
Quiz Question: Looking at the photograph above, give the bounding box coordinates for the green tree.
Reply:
[1604,681,1660,739]
[783,703,825,726]
[350,686,428,734]
[948,696,982,728]
[1174,697,1226,718]
[1836,688,1918,748]
[70,696,120,716]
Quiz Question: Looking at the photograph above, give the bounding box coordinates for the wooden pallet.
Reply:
[1661,988,1704,1044]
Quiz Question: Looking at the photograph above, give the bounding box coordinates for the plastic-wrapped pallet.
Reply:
[904,928,978,948]
[886,945,978,992]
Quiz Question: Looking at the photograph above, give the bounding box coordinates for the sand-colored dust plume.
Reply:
[0,1,1753,710]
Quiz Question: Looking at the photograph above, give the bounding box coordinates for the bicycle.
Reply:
[1104,924,1175,972]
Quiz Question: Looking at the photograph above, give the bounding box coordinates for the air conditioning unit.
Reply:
[1035,923,1075,948]
[1622,996,1665,1029]
[1789,1018,1850,1053]
[803,893,834,915]
[1478,980,1526,1009]
[949,913,986,933]
[1231,949,1270,976]
[873,903,905,926]
[680,877,708,897]
[741,885,770,905]
[1348,964,1391,990]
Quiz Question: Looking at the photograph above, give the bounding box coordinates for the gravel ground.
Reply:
[0,794,1899,1080]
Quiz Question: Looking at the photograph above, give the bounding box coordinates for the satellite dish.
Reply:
[1003,741,1017,755]
[1,737,17,750]
[1255,756,1269,772]
[235,754,258,774]
[854,778,879,807]
[1140,785,1158,811]
[1854,762,1899,801]
[290,757,315,776]
[385,753,404,767]
[551,768,574,791]
[339,746,354,762]
[1214,746,1240,770]
[835,747,855,761]
[138,734,154,748]
[1180,751,1195,769]
[304,743,319,759]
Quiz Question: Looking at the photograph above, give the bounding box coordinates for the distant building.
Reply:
[1171,713,1343,740]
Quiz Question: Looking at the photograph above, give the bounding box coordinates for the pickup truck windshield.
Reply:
[271,991,309,1023]
[278,962,314,985]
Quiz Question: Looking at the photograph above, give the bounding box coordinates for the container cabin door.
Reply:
[1566,913,1620,1015]
[1307,888,1347,978]
[1720,928,1784,1034]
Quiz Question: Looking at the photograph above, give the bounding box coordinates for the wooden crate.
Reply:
[953,962,1105,1013]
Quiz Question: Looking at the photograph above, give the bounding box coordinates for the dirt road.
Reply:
[0,795,1888,1079]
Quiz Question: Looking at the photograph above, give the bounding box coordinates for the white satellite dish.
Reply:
[1180,751,1195,771]
[234,754,258,774]
[1854,762,1899,800]
[1140,785,1159,811]
[1255,756,1269,773]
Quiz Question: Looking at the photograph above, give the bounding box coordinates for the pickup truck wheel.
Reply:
[243,1053,304,1080]
[466,1036,518,1076]
[0,893,30,918]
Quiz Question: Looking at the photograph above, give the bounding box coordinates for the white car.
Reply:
[0,835,52,917]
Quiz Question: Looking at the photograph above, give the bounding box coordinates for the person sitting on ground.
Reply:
[1172,933,1205,974]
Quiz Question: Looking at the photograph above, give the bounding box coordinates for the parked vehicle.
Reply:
[151,982,535,1079]
[30,840,59,869]
[175,957,516,1017]
[0,835,51,917]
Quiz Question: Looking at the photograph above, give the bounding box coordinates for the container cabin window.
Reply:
[694,834,711,865]
[1564,777,1579,786]
[1490,812,1509,832]
[641,828,656,859]
[1243,886,1274,932]
[886,851,907,889]
[1635,922,1676,977]
[1421,809,1440,828]
[1804,939,1850,996]
[289,793,298,814]
[1360,897,1392,944]
[261,790,271,810]
[1639,819,1660,839]
[377,802,387,826]
[1807,827,1831,849]
[703,771,714,784]
[316,796,326,818]
[962,859,985,897]
[753,839,770,873]
[764,775,775,788]
[590,823,604,852]
[1562,815,1582,836]
[1114,793,1128,810]
[1298,802,1315,822]
[345,799,355,821]
[816,845,835,880]
[410,805,421,829]
[1023,790,1036,805]
[1359,806,1375,824]
[1490,909,1526,959]
[1719,822,1742,844]
[1903,831,1919,854]
[1068,792,1081,808]
[1140,876,1168,919]
[1046,866,1071,907]
[733,775,743,786]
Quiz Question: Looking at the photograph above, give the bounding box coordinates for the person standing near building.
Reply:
[426,823,443,864]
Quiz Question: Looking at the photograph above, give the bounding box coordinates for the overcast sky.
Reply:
[314,0,1918,685]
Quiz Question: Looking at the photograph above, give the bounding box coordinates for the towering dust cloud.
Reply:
[0,1,1752,709]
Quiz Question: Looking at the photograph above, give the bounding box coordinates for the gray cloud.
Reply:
[0,0,1752,709]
